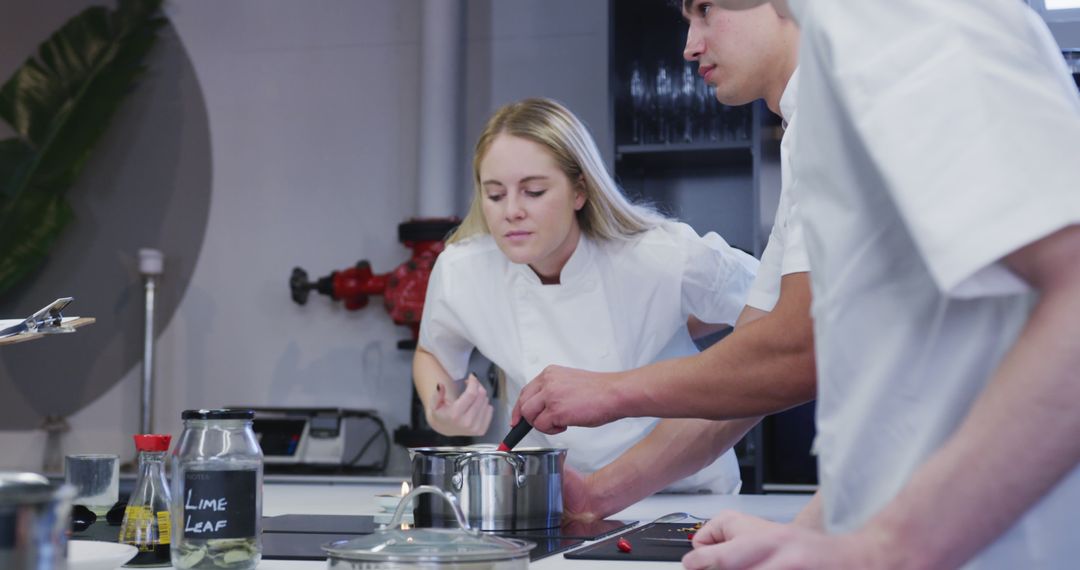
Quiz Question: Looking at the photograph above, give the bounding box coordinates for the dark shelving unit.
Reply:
[609,0,813,495]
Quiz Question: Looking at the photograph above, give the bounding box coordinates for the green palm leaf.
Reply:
[0,0,165,296]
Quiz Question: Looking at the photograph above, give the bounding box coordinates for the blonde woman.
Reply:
[414,98,758,518]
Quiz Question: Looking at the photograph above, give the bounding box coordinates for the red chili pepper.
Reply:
[687,533,696,540]
[617,537,632,553]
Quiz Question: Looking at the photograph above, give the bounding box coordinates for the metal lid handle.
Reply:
[389,484,472,531]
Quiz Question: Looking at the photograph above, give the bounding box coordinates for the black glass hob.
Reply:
[486,518,637,561]
[260,514,637,562]
[73,514,636,562]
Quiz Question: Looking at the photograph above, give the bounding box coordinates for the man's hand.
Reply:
[511,365,622,434]
[560,465,600,523]
[681,511,898,570]
[426,374,493,436]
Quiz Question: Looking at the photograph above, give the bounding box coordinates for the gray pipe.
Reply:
[138,249,163,435]
[417,0,465,217]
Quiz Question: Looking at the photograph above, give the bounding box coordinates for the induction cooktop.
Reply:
[259,514,637,562]
[487,518,637,561]
[490,517,636,541]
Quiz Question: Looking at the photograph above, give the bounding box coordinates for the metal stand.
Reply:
[138,249,163,435]
[40,414,70,474]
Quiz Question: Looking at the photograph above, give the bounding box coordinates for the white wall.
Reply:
[0,0,612,474]
[1,0,425,471]
[462,0,611,211]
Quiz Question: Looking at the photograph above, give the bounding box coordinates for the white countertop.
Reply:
[87,481,810,569]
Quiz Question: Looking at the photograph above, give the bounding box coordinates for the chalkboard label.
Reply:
[182,470,256,539]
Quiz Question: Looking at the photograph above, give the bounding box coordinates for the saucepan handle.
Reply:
[451,451,527,489]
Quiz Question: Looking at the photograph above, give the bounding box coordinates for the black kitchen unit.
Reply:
[609,0,815,493]
[259,515,636,562]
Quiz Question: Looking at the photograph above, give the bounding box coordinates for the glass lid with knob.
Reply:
[322,485,534,564]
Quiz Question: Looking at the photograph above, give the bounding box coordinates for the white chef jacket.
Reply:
[419,221,758,493]
[791,0,1080,567]
[745,67,811,312]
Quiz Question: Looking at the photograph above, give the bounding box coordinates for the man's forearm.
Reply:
[862,237,1080,569]
[587,417,760,518]
[619,273,816,420]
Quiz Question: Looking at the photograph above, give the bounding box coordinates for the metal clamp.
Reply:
[0,297,75,337]
[26,297,73,332]
[451,450,527,489]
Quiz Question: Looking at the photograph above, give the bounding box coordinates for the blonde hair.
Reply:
[448,98,667,245]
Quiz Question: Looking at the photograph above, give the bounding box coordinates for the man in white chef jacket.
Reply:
[511,0,819,519]
[679,1,1080,569]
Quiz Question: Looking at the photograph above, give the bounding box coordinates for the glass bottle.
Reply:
[119,434,173,567]
[171,409,263,570]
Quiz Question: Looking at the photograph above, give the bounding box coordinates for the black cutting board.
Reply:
[262,514,374,534]
[564,522,697,562]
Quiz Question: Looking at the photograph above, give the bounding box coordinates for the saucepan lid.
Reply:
[322,485,534,564]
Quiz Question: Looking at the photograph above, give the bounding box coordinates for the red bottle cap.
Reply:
[133,434,172,452]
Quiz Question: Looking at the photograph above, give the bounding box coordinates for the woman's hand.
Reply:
[426,373,494,436]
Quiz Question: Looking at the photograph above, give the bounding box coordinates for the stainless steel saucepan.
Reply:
[409,446,565,531]
[0,472,74,570]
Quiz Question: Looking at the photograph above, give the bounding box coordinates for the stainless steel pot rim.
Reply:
[410,446,566,455]
[322,532,534,563]
[0,472,74,505]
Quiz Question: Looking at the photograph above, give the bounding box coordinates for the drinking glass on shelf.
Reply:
[743,105,754,140]
[630,61,648,144]
[679,62,697,143]
[654,61,673,143]
[732,105,752,140]
[724,105,740,141]
[695,73,712,142]
[694,71,721,143]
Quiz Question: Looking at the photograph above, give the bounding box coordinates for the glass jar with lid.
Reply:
[171,409,263,570]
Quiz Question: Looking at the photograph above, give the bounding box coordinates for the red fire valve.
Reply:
[290,218,459,348]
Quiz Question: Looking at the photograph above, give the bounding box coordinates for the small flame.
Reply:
[401,481,410,496]
[401,522,412,531]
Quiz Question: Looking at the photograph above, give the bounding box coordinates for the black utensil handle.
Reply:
[501,419,533,450]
